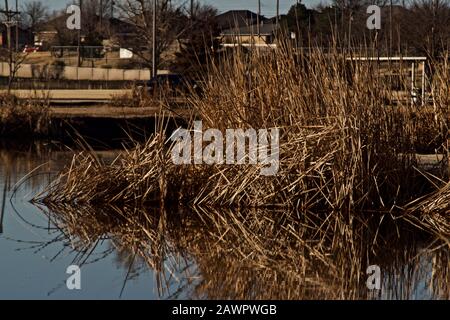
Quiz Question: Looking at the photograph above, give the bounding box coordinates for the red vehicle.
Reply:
[22,45,40,53]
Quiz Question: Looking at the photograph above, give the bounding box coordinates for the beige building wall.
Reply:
[0,62,151,81]
[224,35,271,45]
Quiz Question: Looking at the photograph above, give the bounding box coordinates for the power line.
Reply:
[257,0,260,37]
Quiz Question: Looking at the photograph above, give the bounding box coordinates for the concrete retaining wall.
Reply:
[0,62,152,81]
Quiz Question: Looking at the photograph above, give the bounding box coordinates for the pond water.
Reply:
[0,142,448,300]
[0,143,180,299]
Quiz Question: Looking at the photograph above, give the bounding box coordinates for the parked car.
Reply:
[22,45,40,53]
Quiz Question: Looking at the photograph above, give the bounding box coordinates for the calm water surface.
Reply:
[0,142,448,300]
[0,143,186,299]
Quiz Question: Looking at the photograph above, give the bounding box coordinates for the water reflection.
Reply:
[39,203,449,300]
[1,143,449,299]
[0,143,161,299]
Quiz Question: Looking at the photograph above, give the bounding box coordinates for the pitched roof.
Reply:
[216,10,267,30]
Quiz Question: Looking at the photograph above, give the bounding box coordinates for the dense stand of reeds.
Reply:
[33,44,450,299]
[40,46,449,213]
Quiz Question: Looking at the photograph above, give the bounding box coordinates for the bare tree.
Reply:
[116,0,186,72]
[21,1,48,31]
[84,0,114,19]
[0,47,28,92]
[175,2,218,74]
[46,10,78,47]
[82,0,114,44]
[404,0,450,58]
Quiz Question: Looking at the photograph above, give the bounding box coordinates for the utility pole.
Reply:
[389,0,393,56]
[77,0,82,67]
[334,5,337,35]
[1,0,20,88]
[257,0,260,40]
[152,0,156,77]
[276,0,279,28]
[190,0,194,29]
[14,0,17,51]
[100,0,103,29]
[275,0,279,39]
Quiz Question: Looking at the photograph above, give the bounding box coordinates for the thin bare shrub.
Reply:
[0,93,50,136]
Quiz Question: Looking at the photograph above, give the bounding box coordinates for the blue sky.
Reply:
[15,0,329,17]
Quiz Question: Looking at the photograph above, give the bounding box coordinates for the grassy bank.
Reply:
[0,94,50,136]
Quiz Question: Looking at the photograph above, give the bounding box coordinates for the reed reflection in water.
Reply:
[36,203,449,300]
[1,143,448,299]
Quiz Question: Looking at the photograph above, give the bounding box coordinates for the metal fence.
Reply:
[0,77,140,90]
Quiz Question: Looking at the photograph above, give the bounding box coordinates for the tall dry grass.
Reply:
[40,44,449,212]
[27,43,450,300]
[35,43,450,282]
